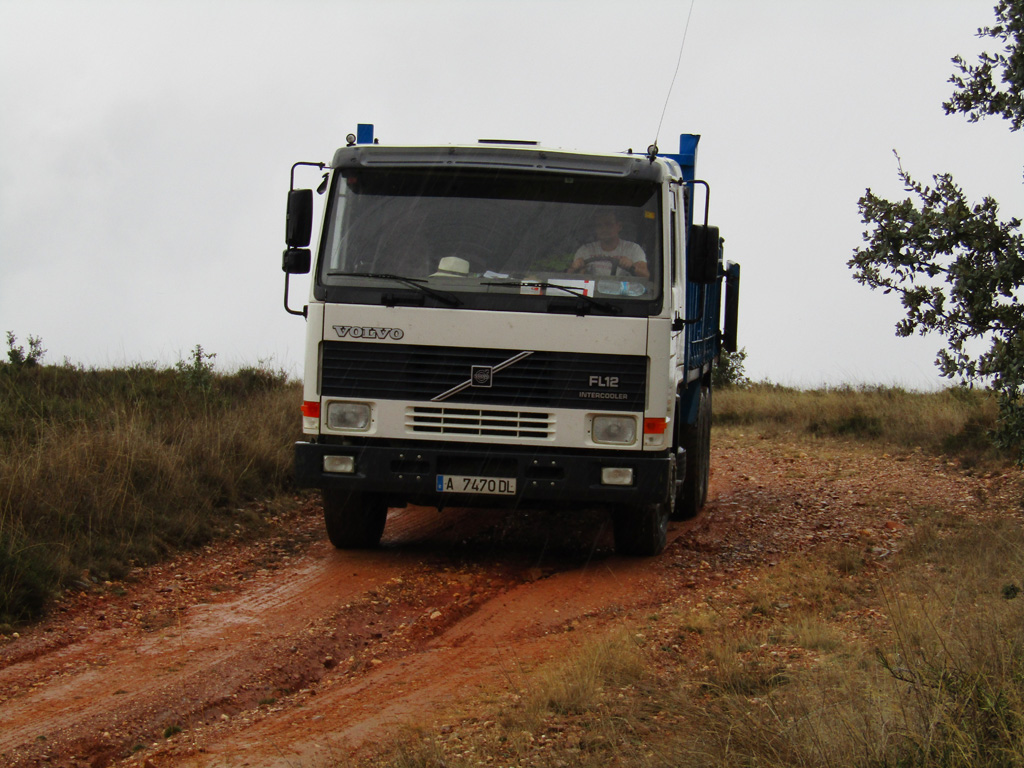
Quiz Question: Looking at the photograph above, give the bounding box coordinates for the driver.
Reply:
[567,210,648,278]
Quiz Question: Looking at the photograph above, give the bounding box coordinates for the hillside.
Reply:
[2,411,1021,768]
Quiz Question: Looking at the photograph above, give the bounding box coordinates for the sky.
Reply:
[1,0,1021,388]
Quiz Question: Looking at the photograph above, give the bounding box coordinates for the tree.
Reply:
[713,347,750,389]
[944,0,1024,131]
[849,0,1024,455]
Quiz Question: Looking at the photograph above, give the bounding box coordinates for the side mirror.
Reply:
[282,247,311,275]
[722,261,740,353]
[286,189,313,248]
[687,224,720,284]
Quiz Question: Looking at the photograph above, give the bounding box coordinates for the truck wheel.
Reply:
[322,489,388,549]
[613,500,670,557]
[612,462,673,557]
[675,384,711,520]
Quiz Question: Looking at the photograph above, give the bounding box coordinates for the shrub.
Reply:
[5,331,45,368]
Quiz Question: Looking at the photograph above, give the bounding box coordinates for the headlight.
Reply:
[591,415,638,445]
[326,401,372,431]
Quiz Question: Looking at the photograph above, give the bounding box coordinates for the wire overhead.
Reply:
[652,0,697,157]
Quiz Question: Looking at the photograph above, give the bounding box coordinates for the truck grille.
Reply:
[321,342,646,411]
[406,406,555,439]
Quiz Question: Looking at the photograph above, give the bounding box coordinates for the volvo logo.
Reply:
[471,366,493,387]
[432,351,534,402]
[333,325,404,340]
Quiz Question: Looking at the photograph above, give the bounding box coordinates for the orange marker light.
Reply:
[644,418,668,435]
[301,401,321,418]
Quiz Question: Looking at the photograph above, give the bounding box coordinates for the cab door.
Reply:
[670,184,687,384]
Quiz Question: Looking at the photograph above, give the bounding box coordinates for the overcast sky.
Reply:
[2,0,1021,388]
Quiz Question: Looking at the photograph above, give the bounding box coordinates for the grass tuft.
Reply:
[524,631,646,717]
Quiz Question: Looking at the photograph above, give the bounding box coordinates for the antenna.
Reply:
[651,0,697,159]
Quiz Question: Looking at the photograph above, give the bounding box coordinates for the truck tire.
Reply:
[322,489,388,549]
[675,384,711,520]
[612,462,673,557]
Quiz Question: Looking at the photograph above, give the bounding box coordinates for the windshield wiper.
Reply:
[482,280,621,316]
[328,272,462,307]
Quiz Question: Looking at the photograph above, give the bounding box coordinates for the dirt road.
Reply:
[0,435,994,767]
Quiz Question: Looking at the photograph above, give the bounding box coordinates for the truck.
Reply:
[281,124,739,556]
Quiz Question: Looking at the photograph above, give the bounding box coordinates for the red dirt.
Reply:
[0,434,1011,768]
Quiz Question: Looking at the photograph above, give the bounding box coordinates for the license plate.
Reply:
[436,475,517,495]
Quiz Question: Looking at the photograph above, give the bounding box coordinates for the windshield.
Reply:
[316,167,662,314]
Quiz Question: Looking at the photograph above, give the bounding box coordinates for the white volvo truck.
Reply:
[281,124,739,556]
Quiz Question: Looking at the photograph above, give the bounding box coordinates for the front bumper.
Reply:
[294,440,671,508]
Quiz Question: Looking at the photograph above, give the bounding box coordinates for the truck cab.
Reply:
[282,125,739,556]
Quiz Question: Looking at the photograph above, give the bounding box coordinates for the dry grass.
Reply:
[0,359,301,624]
[715,384,1003,466]
[669,516,1024,768]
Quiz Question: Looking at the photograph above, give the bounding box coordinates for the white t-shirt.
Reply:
[573,240,647,276]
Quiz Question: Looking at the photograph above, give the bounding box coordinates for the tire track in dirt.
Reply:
[0,499,690,768]
[167,546,681,768]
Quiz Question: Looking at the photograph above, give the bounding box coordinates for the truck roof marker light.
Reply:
[301,401,321,418]
[644,418,668,435]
